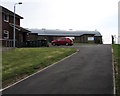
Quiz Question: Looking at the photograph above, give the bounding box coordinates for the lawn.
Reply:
[2,47,76,87]
[112,44,120,96]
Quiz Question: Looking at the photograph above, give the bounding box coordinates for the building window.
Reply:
[4,14,9,22]
[88,37,94,41]
[4,30,9,39]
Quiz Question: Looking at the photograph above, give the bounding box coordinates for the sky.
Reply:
[1,0,119,44]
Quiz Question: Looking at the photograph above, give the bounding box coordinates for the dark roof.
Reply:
[29,33,38,35]
[30,29,102,37]
[9,23,31,33]
[0,6,23,19]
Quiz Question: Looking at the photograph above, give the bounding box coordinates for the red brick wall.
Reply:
[2,14,10,39]
[9,15,20,26]
[2,13,21,47]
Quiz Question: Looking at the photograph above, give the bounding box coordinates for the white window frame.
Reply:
[4,30,9,39]
[88,37,94,41]
[4,14,9,22]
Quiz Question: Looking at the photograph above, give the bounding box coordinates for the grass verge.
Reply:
[2,47,76,88]
[112,44,120,96]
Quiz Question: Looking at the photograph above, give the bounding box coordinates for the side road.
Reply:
[3,44,113,94]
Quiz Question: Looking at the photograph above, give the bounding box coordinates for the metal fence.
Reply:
[1,39,14,52]
[6,39,14,47]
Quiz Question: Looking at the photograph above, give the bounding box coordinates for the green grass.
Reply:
[2,47,76,87]
[112,44,120,95]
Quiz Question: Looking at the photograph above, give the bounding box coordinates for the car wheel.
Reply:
[66,42,69,46]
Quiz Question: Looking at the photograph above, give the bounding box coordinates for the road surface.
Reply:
[3,44,113,94]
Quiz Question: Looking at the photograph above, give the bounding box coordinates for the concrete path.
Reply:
[3,44,113,94]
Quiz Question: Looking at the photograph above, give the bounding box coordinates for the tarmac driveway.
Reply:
[3,44,113,94]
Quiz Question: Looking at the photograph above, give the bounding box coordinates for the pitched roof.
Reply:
[0,6,23,19]
[30,29,102,37]
[9,23,31,33]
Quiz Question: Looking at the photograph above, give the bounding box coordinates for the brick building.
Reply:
[0,6,30,47]
[30,29,103,44]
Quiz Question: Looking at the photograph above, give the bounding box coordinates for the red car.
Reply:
[52,37,73,46]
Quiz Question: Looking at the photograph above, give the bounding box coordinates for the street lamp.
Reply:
[13,2,22,48]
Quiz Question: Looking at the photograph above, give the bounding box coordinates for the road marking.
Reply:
[1,51,78,92]
[112,48,116,94]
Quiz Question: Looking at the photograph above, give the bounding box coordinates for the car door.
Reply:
[56,38,61,45]
[60,38,66,45]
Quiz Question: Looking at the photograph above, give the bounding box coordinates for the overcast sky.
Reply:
[1,0,119,44]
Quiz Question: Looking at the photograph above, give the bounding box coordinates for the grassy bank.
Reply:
[112,44,120,95]
[2,47,76,87]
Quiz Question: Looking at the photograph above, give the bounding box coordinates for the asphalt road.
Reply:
[3,44,113,94]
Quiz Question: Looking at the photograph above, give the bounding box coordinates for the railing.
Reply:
[6,39,14,47]
[1,39,49,50]
[1,39,14,52]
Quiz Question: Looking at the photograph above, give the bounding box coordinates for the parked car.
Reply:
[51,37,73,46]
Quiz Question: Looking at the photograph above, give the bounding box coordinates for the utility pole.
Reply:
[112,35,114,44]
[13,2,22,48]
